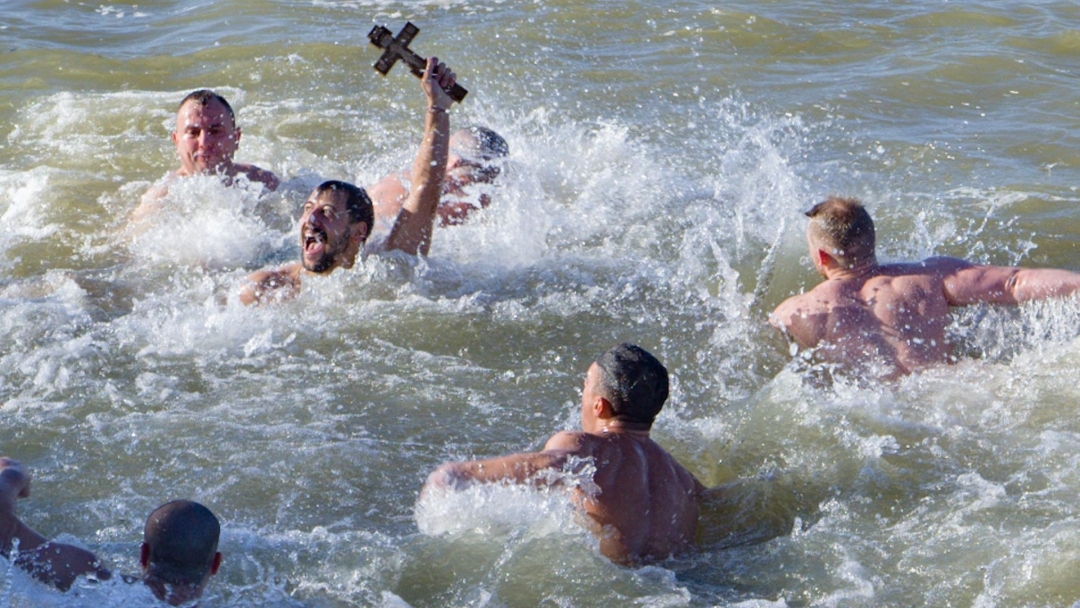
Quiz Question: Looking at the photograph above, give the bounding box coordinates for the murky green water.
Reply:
[2,1,1080,605]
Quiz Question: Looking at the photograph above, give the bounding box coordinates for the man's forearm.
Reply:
[1010,267,1080,302]
[384,109,449,255]
[426,451,571,492]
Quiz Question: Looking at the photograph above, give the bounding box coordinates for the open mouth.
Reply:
[303,228,327,257]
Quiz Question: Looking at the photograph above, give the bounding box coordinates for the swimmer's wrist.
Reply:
[428,106,449,115]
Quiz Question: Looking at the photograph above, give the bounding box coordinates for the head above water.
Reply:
[140,500,222,599]
[805,196,877,270]
[448,126,509,186]
[299,180,373,274]
[177,90,236,126]
[591,343,669,426]
[172,89,241,177]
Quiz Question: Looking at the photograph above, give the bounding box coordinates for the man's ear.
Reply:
[171,131,179,147]
[815,248,836,269]
[350,222,369,246]
[234,127,242,145]
[140,543,150,570]
[594,396,615,420]
[209,552,222,576]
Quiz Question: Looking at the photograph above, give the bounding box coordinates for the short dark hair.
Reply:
[452,126,510,182]
[805,196,876,265]
[593,343,669,425]
[143,500,220,586]
[178,89,236,126]
[464,125,509,161]
[314,180,374,237]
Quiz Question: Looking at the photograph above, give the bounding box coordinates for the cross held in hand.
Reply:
[368,22,468,103]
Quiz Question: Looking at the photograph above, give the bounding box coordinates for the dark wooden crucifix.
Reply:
[367,22,468,102]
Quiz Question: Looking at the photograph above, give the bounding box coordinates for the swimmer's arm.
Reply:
[237,163,280,191]
[384,57,453,256]
[422,431,590,495]
[424,450,574,492]
[942,258,1080,305]
[0,458,110,591]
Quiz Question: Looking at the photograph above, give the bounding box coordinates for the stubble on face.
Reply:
[173,100,238,176]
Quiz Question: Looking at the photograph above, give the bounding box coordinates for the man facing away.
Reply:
[770,196,1080,378]
[367,124,509,228]
[132,89,280,223]
[422,343,705,564]
[0,458,222,605]
[239,56,458,306]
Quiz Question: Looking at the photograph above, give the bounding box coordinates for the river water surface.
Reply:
[3,1,1080,606]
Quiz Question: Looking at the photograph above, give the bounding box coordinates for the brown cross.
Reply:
[368,22,468,103]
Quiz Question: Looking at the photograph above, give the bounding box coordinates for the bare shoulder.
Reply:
[770,286,836,349]
[368,171,410,207]
[237,163,280,191]
[913,256,974,276]
[543,430,591,454]
[771,284,832,326]
[241,263,301,305]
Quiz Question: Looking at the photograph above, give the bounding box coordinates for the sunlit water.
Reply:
[3,1,1080,606]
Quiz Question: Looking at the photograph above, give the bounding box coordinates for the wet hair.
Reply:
[313,180,374,238]
[460,125,509,161]
[452,126,509,182]
[805,196,876,265]
[593,343,669,425]
[143,500,220,586]
[177,89,236,126]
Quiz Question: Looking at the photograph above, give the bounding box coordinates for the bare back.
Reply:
[771,258,970,376]
[547,430,702,563]
[772,252,1080,378]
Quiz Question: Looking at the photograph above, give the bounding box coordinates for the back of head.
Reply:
[314,180,374,235]
[805,196,876,266]
[593,343,669,425]
[143,500,220,587]
[454,125,509,161]
[178,89,236,125]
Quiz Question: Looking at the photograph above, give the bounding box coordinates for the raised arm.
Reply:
[942,258,1080,306]
[0,458,110,591]
[383,57,455,256]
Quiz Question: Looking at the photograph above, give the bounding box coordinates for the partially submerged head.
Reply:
[584,343,670,428]
[172,89,241,177]
[447,126,509,189]
[140,500,222,603]
[299,180,373,274]
[805,196,877,274]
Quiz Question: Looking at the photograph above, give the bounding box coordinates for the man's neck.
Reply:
[827,258,879,281]
[597,420,652,437]
[143,574,202,606]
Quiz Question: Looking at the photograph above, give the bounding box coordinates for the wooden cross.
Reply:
[368,22,468,102]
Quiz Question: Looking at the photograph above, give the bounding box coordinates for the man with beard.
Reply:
[367,124,509,228]
[239,56,457,306]
[132,89,280,224]
[0,458,222,606]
